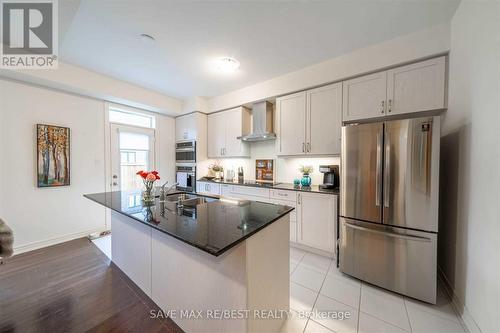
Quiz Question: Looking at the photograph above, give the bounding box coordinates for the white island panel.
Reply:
[152,228,247,333]
[111,211,152,297]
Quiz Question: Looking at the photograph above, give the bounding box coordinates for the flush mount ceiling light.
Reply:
[213,57,240,73]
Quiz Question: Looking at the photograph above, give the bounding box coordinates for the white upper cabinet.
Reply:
[175,112,208,141]
[343,56,446,122]
[342,71,387,122]
[276,92,307,156]
[307,83,342,155]
[207,112,225,158]
[386,57,446,115]
[207,107,250,158]
[176,112,207,160]
[176,113,197,141]
[224,107,250,157]
[276,83,342,156]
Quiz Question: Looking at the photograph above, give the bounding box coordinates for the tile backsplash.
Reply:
[198,141,340,185]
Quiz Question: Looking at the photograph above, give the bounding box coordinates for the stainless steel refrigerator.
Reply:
[339,116,440,304]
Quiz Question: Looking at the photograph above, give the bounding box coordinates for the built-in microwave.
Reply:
[175,140,196,163]
[176,165,196,192]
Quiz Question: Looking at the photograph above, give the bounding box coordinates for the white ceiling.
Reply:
[60,0,460,99]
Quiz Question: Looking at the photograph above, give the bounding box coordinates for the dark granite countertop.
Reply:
[84,191,294,257]
[198,178,340,195]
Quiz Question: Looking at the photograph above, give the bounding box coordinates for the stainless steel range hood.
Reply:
[238,101,276,142]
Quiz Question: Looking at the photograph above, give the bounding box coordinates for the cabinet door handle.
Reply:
[307,143,311,152]
[302,142,305,153]
[298,193,301,204]
[388,99,392,113]
[380,100,385,114]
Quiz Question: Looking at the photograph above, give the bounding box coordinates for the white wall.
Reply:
[0,79,107,253]
[198,140,339,185]
[0,79,177,254]
[0,61,183,116]
[208,23,451,112]
[440,1,500,332]
[182,96,209,114]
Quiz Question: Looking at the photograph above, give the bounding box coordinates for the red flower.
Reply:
[136,171,147,179]
[137,170,160,180]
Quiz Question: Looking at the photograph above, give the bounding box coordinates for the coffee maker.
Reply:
[319,165,339,190]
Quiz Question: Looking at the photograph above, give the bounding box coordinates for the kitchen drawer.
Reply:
[220,184,232,197]
[231,185,270,198]
[270,189,296,202]
[197,182,220,196]
[220,187,270,203]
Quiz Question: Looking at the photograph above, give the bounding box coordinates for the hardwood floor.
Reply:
[0,238,183,333]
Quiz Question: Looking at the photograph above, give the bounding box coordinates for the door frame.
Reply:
[109,123,156,191]
[104,102,159,229]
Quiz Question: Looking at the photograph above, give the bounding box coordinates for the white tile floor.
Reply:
[285,247,467,333]
[91,237,466,333]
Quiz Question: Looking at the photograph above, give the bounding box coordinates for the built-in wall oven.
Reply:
[176,165,196,192]
[175,140,196,163]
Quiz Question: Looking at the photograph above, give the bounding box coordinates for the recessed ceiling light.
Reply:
[139,33,156,44]
[213,57,240,73]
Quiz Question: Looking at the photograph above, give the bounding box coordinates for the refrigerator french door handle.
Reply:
[384,132,391,208]
[343,221,432,242]
[375,132,382,207]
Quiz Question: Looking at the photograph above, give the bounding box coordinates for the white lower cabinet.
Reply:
[296,192,336,254]
[220,184,270,203]
[196,181,221,196]
[202,182,337,254]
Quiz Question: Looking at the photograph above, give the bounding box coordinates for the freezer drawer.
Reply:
[339,217,437,304]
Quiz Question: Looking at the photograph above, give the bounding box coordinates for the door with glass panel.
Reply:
[110,124,155,192]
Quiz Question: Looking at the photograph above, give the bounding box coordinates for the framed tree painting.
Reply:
[37,124,71,187]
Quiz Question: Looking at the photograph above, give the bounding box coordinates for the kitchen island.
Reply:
[85,191,294,333]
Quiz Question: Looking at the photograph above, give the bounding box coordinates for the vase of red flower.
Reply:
[136,170,160,206]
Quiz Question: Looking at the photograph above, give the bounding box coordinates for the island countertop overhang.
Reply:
[84,191,294,257]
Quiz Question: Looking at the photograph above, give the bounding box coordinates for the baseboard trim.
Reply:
[290,242,335,259]
[437,266,483,333]
[13,228,107,255]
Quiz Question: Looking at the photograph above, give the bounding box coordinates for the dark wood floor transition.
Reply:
[0,238,183,333]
